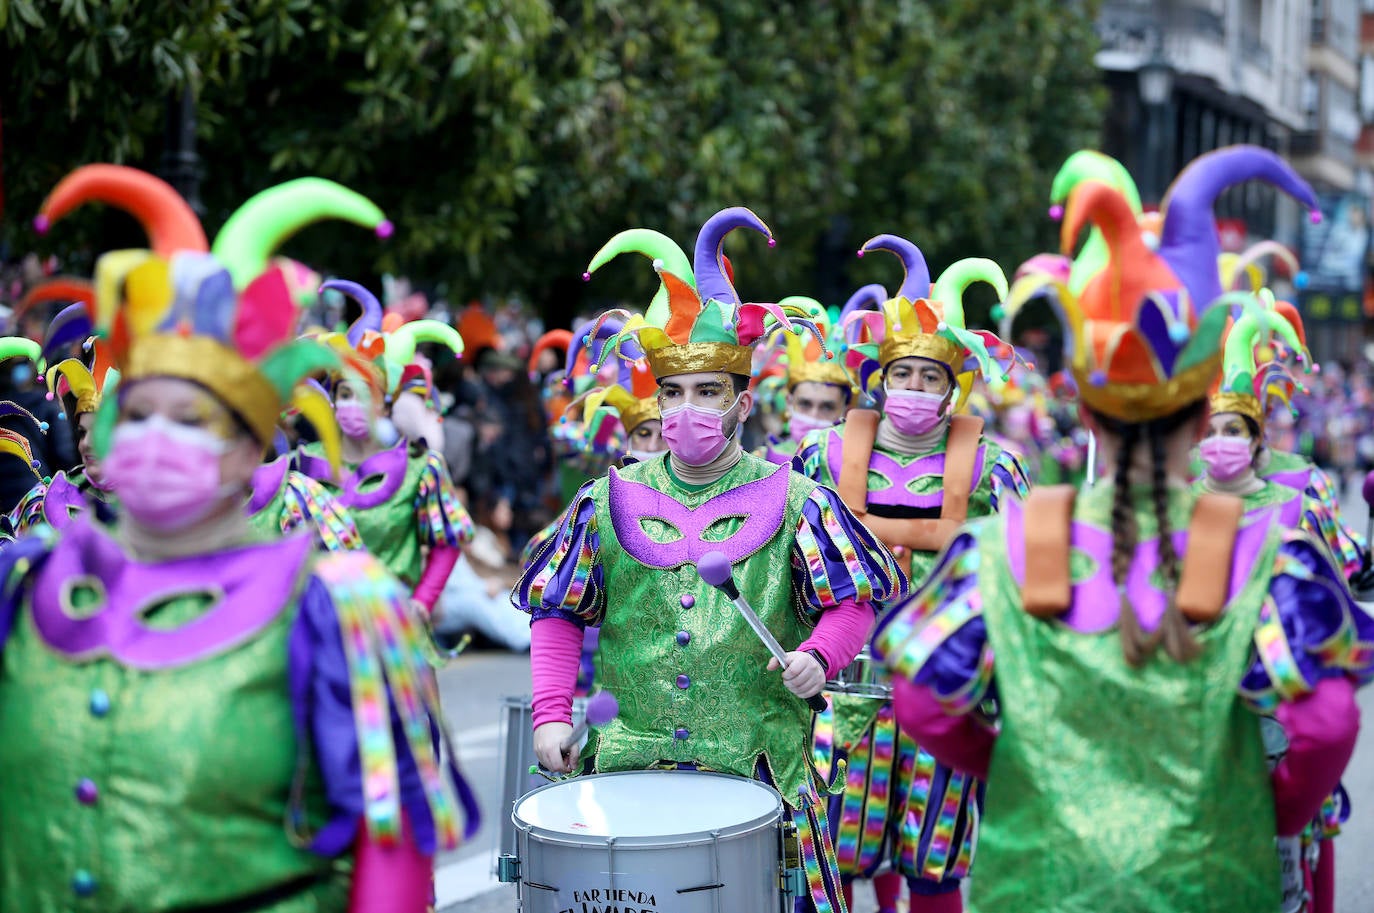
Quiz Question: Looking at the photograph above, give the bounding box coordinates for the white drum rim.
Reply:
[513,770,783,846]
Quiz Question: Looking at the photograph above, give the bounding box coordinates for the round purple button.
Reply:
[674,727,690,740]
[679,593,695,609]
[676,674,690,689]
[75,779,98,805]
[676,630,691,646]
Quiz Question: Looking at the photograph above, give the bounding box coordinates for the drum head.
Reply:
[514,770,780,839]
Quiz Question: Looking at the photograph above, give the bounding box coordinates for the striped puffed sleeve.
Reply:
[414,450,474,550]
[791,483,907,616]
[511,480,606,628]
[1241,530,1374,713]
[1306,466,1365,578]
[988,446,1030,512]
[281,471,363,552]
[872,525,995,716]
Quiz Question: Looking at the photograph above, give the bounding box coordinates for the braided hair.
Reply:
[1094,401,1206,667]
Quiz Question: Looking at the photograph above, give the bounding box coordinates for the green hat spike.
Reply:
[931,258,1009,333]
[584,229,694,327]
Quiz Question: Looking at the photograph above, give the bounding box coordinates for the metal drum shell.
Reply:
[511,770,786,913]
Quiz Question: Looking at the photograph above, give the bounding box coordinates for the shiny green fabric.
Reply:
[588,455,820,805]
[970,485,1282,913]
[306,443,427,584]
[0,591,345,913]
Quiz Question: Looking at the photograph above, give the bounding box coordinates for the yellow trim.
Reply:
[645,342,753,378]
[1073,355,1222,423]
[878,333,961,372]
[787,360,855,393]
[619,396,660,435]
[1209,392,1264,428]
[123,336,282,444]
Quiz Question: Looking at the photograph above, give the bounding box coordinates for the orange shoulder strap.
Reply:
[1176,493,1244,623]
[837,409,880,516]
[940,415,984,524]
[1020,485,1077,618]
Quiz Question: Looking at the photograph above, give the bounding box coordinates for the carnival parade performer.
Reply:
[17,168,363,552]
[298,279,473,616]
[754,292,864,465]
[875,145,1373,913]
[514,207,906,913]
[0,164,479,913]
[794,235,1028,913]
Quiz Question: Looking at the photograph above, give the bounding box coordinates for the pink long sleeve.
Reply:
[531,616,584,728]
[797,598,874,678]
[349,813,432,913]
[892,676,996,779]
[412,545,459,613]
[1272,676,1360,836]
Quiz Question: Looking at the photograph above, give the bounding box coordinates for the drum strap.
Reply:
[837,410,983,553]
[1020,488,1243,623]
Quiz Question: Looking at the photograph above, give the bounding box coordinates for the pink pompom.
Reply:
[375,220,395,239]
[767,238,777,248]
[582,272,592,282]
[856,249,866,258]
[1309,210,1323,225]
[1048,205,1065,220]
[45,392,54,401]
[33,215,50,234]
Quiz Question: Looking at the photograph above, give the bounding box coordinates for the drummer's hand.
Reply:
[768,651,825,699]
[534,722,579,773]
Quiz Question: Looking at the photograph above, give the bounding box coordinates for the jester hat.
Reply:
[319,279,464,400]
[1014,145,1320,422]
[1221,240,1300,293]
[41,164,392,450]
[844,234,1012,407]
[576,358,661,438]
[1211,296,1310,431]
[754,295,855,395]
[0,401,49,479]
[583,208,824,380]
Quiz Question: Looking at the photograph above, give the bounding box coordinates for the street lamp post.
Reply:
[1138,50,1175,206]
[160,89,203,216]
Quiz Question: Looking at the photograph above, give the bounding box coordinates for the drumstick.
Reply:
[695,551,829,713]
[1085,431,1097,487]
[559,690,619,753]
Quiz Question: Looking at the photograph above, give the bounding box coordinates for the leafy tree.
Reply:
[3,0,1104,325]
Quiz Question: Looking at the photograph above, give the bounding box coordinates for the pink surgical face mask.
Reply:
[336,401,371,439]
[104,416,233,531]
[883,388,948,436]
[661,402,733,466]
[1200,436,1254,481]
[787,411,834,443]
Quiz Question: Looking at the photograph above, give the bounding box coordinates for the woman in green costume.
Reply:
[299,281,473,618]
[875,148,1373,913]
[0,164,477,913]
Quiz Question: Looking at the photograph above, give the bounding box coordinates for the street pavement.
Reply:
[437,481,1374,912]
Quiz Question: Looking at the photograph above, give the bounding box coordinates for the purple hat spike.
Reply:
[693,207,773,307]
[42,302,94,363]
[1158,146,1318,311]
[321,279,384,347]
[840,283,890,320]
[858,235,931,300]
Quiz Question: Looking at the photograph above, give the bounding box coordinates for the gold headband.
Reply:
[1209,391,1264,429]
[1074,355,1221,423]
[879,334,962,373]
[123,336,282,445]
[646,341,754,379]
[620,396,660,435]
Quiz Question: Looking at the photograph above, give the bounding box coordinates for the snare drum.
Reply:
[824,647,892,700]
[495,695,588,864]
[501,770,792,913]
